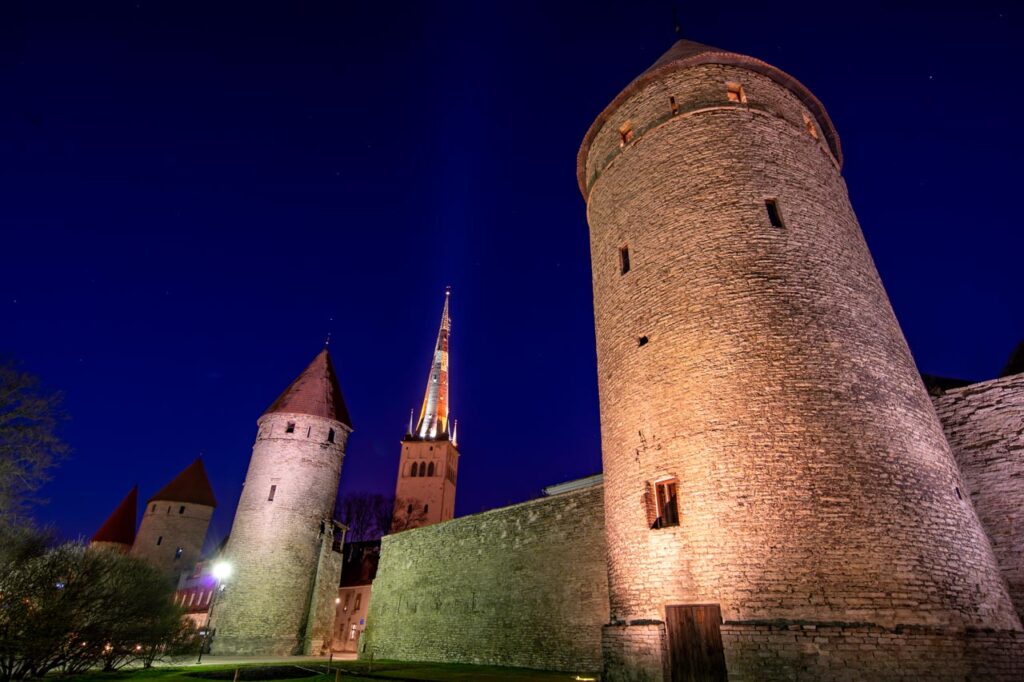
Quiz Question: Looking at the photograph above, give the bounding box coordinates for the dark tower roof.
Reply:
[263,348,353,428]
[148,458,217,507]
[577,38,843,196]
[92,485,138,546]
[1001,341,1024,377]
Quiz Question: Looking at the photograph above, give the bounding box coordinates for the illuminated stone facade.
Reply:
[362,481,608,673]
[931,372,1024,625]
[211,350,352,656]
[578,39,1023,680]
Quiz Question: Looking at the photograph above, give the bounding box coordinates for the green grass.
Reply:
[67,660,598,682]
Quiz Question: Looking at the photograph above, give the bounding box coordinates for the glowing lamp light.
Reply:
[212,561,232,581]
[335,597,341,604]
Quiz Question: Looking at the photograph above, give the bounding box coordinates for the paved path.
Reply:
[165,654,358,667]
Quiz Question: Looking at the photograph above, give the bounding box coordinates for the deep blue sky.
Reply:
[2,1,1021,547]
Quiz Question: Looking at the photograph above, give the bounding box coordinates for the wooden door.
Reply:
[665,604,728,682]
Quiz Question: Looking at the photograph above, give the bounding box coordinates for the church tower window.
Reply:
[765,198,785,229]
[427,462,435,477]
[655,479,680,528]
[286,422,296,434]
[726,81,747,103]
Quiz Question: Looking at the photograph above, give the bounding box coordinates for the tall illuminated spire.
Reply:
[414,287,451,440]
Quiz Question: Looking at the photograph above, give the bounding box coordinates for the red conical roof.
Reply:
[263,348,353,427]
[92,485,138,546]
[148,458,217,507]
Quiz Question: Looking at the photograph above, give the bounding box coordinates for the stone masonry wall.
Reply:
[361,483,609,673]
[211,412,349,656]
[579,52,1021,680]
[933,372,1024,622]
[132,500,213,583]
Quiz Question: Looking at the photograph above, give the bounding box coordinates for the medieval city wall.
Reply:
[361,483,609,673]
[932,372,1024,622]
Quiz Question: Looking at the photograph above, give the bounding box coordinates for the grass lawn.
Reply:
[69,661,599,682]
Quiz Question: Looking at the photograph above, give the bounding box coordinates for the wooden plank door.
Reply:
[665,604,728,682]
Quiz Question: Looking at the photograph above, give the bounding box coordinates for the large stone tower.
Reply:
[392,289,459,531]
[132,458,216,582]
[212,348,352,656]
[578,39,1022,680]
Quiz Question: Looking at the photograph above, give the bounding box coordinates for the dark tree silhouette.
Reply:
[0,360,69,525]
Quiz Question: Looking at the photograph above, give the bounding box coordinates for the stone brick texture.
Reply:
[392,439,458,527]
[932,372,1024,623]
[132,499,213,583]
[210,412,349,656]
[580,59,1022,678]
[360,483,609,673]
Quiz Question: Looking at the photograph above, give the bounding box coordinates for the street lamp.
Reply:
[197,561,232,664]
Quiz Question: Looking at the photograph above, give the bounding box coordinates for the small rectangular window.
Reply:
[655,480,680,528]
[802,112,819,140]
[726,81,747,104]
[619,120,634,147]
[354,593,362,612]
[179,505,186,514]
[156,536,163,546]
[268,484,277,501]
[151,504,156,513]
[328,428,335,444]
[765,199,785,228]
[286,422,296,434]
[669,96,679,116]
[306,426,312,438]
[619,245,631,275]
[174,547,183,560]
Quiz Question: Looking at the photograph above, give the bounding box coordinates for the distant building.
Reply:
[333,541,380,653]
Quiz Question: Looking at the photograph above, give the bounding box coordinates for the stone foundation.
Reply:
[602,620,1024,681]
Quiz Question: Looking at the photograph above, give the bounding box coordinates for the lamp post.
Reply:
[197,561,232,664]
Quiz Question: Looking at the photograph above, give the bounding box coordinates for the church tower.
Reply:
[212,348,352,656]
[131,458,216,582]
[578,39,1021,679]
[392,289,458,531]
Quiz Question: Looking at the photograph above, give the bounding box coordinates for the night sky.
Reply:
[3,1,1022,548]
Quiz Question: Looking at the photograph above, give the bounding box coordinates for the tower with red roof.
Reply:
[131,458,217,581]
[211,348,352,656]
[90,485,138,552]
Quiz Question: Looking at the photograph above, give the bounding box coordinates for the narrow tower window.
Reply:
[655,479,680,528]
[427,462,435,477]
[151,504,156,513]
[407,503,413,515]
[285,422,296,434]
[619,245,631,275]
[726,82,747,103]
[802,112,819,140]
[156,536,163,546]
[174,547,183,560]
[638,336,649,347]
[179,505,185,514]
[619,120,634,147]
[669,96,679,116]
[420,461,428,476]
[268,484,277,501]
[306,426,311,438]
[765,198,785,229]
[424,504,429,514]
[328,428,335,443]
[410,463,418,477]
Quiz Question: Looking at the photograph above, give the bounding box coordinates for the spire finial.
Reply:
[324,316,334,348]
[452,418,458,447]
[672,2,681,36]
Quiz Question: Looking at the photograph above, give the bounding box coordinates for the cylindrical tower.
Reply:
[211,349,352,656]
[579,40,1021,680]
[131,458,216,583]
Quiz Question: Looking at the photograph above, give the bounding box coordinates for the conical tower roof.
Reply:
[263,348,353,427]
[92,485,138,546]
[577,38,842,195]
[148,458,217,507]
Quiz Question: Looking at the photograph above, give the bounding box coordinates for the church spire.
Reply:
[414,287,451,440]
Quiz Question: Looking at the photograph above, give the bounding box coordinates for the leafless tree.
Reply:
[0,527,187,681]
[335,492,428,540]
[0,360,69,525]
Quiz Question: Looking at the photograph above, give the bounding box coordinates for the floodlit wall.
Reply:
[361,483,608,673]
